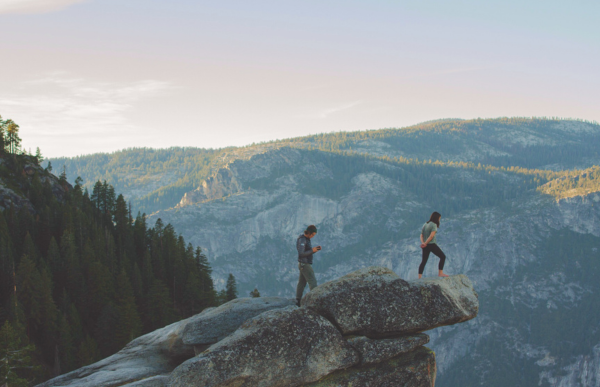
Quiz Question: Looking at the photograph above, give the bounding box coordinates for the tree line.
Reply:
[0,115,239,386]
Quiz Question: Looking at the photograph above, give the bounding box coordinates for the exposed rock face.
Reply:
[348,334,430,365]
[303,347,436,387]
[181,297,296,351]
[177,168,242,206]
[302,267,478,337]
[38,268,478,387]
[177,147,304,207]
[121,375,169,387]
[0,183,35,213]
[0,161,69,213]
[36,316,196,387]
[169,306,360,387]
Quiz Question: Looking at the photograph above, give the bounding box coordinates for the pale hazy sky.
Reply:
[1,0,598,157]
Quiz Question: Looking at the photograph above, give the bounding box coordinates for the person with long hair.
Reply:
[419,211,449,278]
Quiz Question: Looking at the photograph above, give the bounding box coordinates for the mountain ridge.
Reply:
[48,117,600,215]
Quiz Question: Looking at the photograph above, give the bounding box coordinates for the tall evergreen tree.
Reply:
[5,120,21,154]
[57,313,75,374]
[37,269,58,362]
[0,115,6,153]
[35,147,43,165]
[0,320,36,387]
[77,334,100,368]
[94,302,119,358]
[114,269,141,349]
[226,274,238,302]
[16,255,42,337]
[144,279,177,332]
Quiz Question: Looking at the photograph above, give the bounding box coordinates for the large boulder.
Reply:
[121,375,169,387]
[347,334,430,365]
[169,306,360,387]
[181,296,296,351]
[302,346,436,387]
[302,266,478,337]
[36,315,197,387]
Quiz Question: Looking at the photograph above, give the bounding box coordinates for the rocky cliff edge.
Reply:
[37,267,478,387]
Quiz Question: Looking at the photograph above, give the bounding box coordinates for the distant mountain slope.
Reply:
[49,118,600,214]
[48,117,600,386]
[146,146,600,387]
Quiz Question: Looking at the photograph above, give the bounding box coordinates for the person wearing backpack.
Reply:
[296,225,321,306]
[419,212,449,279]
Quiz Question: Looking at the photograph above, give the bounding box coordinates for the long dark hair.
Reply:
[427,212,441,228]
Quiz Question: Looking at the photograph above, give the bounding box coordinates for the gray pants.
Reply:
[296,263,318,301]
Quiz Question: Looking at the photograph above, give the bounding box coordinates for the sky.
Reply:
[0,0,598,157]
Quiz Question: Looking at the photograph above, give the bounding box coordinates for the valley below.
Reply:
[51,118,600,386]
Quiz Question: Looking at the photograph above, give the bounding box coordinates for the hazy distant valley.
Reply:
[50,118,600,387]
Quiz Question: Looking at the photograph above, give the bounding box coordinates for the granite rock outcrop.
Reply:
[301,267,478,337]
[170,307,359,387]
[36,268,477,387]
[181,297,296,353]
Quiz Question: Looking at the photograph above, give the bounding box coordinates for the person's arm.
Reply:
[420,233,425,244]
[297,237,315,258]
[424,231,436,244]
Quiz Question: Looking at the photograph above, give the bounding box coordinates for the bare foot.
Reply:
[438,271,449,277]
[418,274,423,279]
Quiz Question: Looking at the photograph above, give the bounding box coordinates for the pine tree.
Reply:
[16,255,42,336]
[59,166,68,185]
[60,231,81,302]
[90,181,102,210]
[57,313,75,374]
[94,302,119,357]
[46,238,61,295]
[0,320,36,387]
[195,247,216,307]
[35,147,43,165]
[216,289,227,305]
[226,274,238,302]
[114,269,141,349]
[0,215,15,317]
[5,120,21,154]
[86,262,114,322]
[36,269,58,363]
[77,334,100,368]
[0,115,5,153]
[144,279,176,332]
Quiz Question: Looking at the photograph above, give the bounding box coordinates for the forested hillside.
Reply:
[0,116,225,386]
[49,117,600,215]
[49,148,218,215]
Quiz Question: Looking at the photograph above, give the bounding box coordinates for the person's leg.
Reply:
[429,244,448,277]
[419,246,432,278]
[301,263,318,290]
[296,263,307,303]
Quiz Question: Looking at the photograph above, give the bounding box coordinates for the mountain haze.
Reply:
[50,118,600,386]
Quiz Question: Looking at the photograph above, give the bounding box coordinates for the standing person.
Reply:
[296,225,321,306]
[419,212,449,279]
